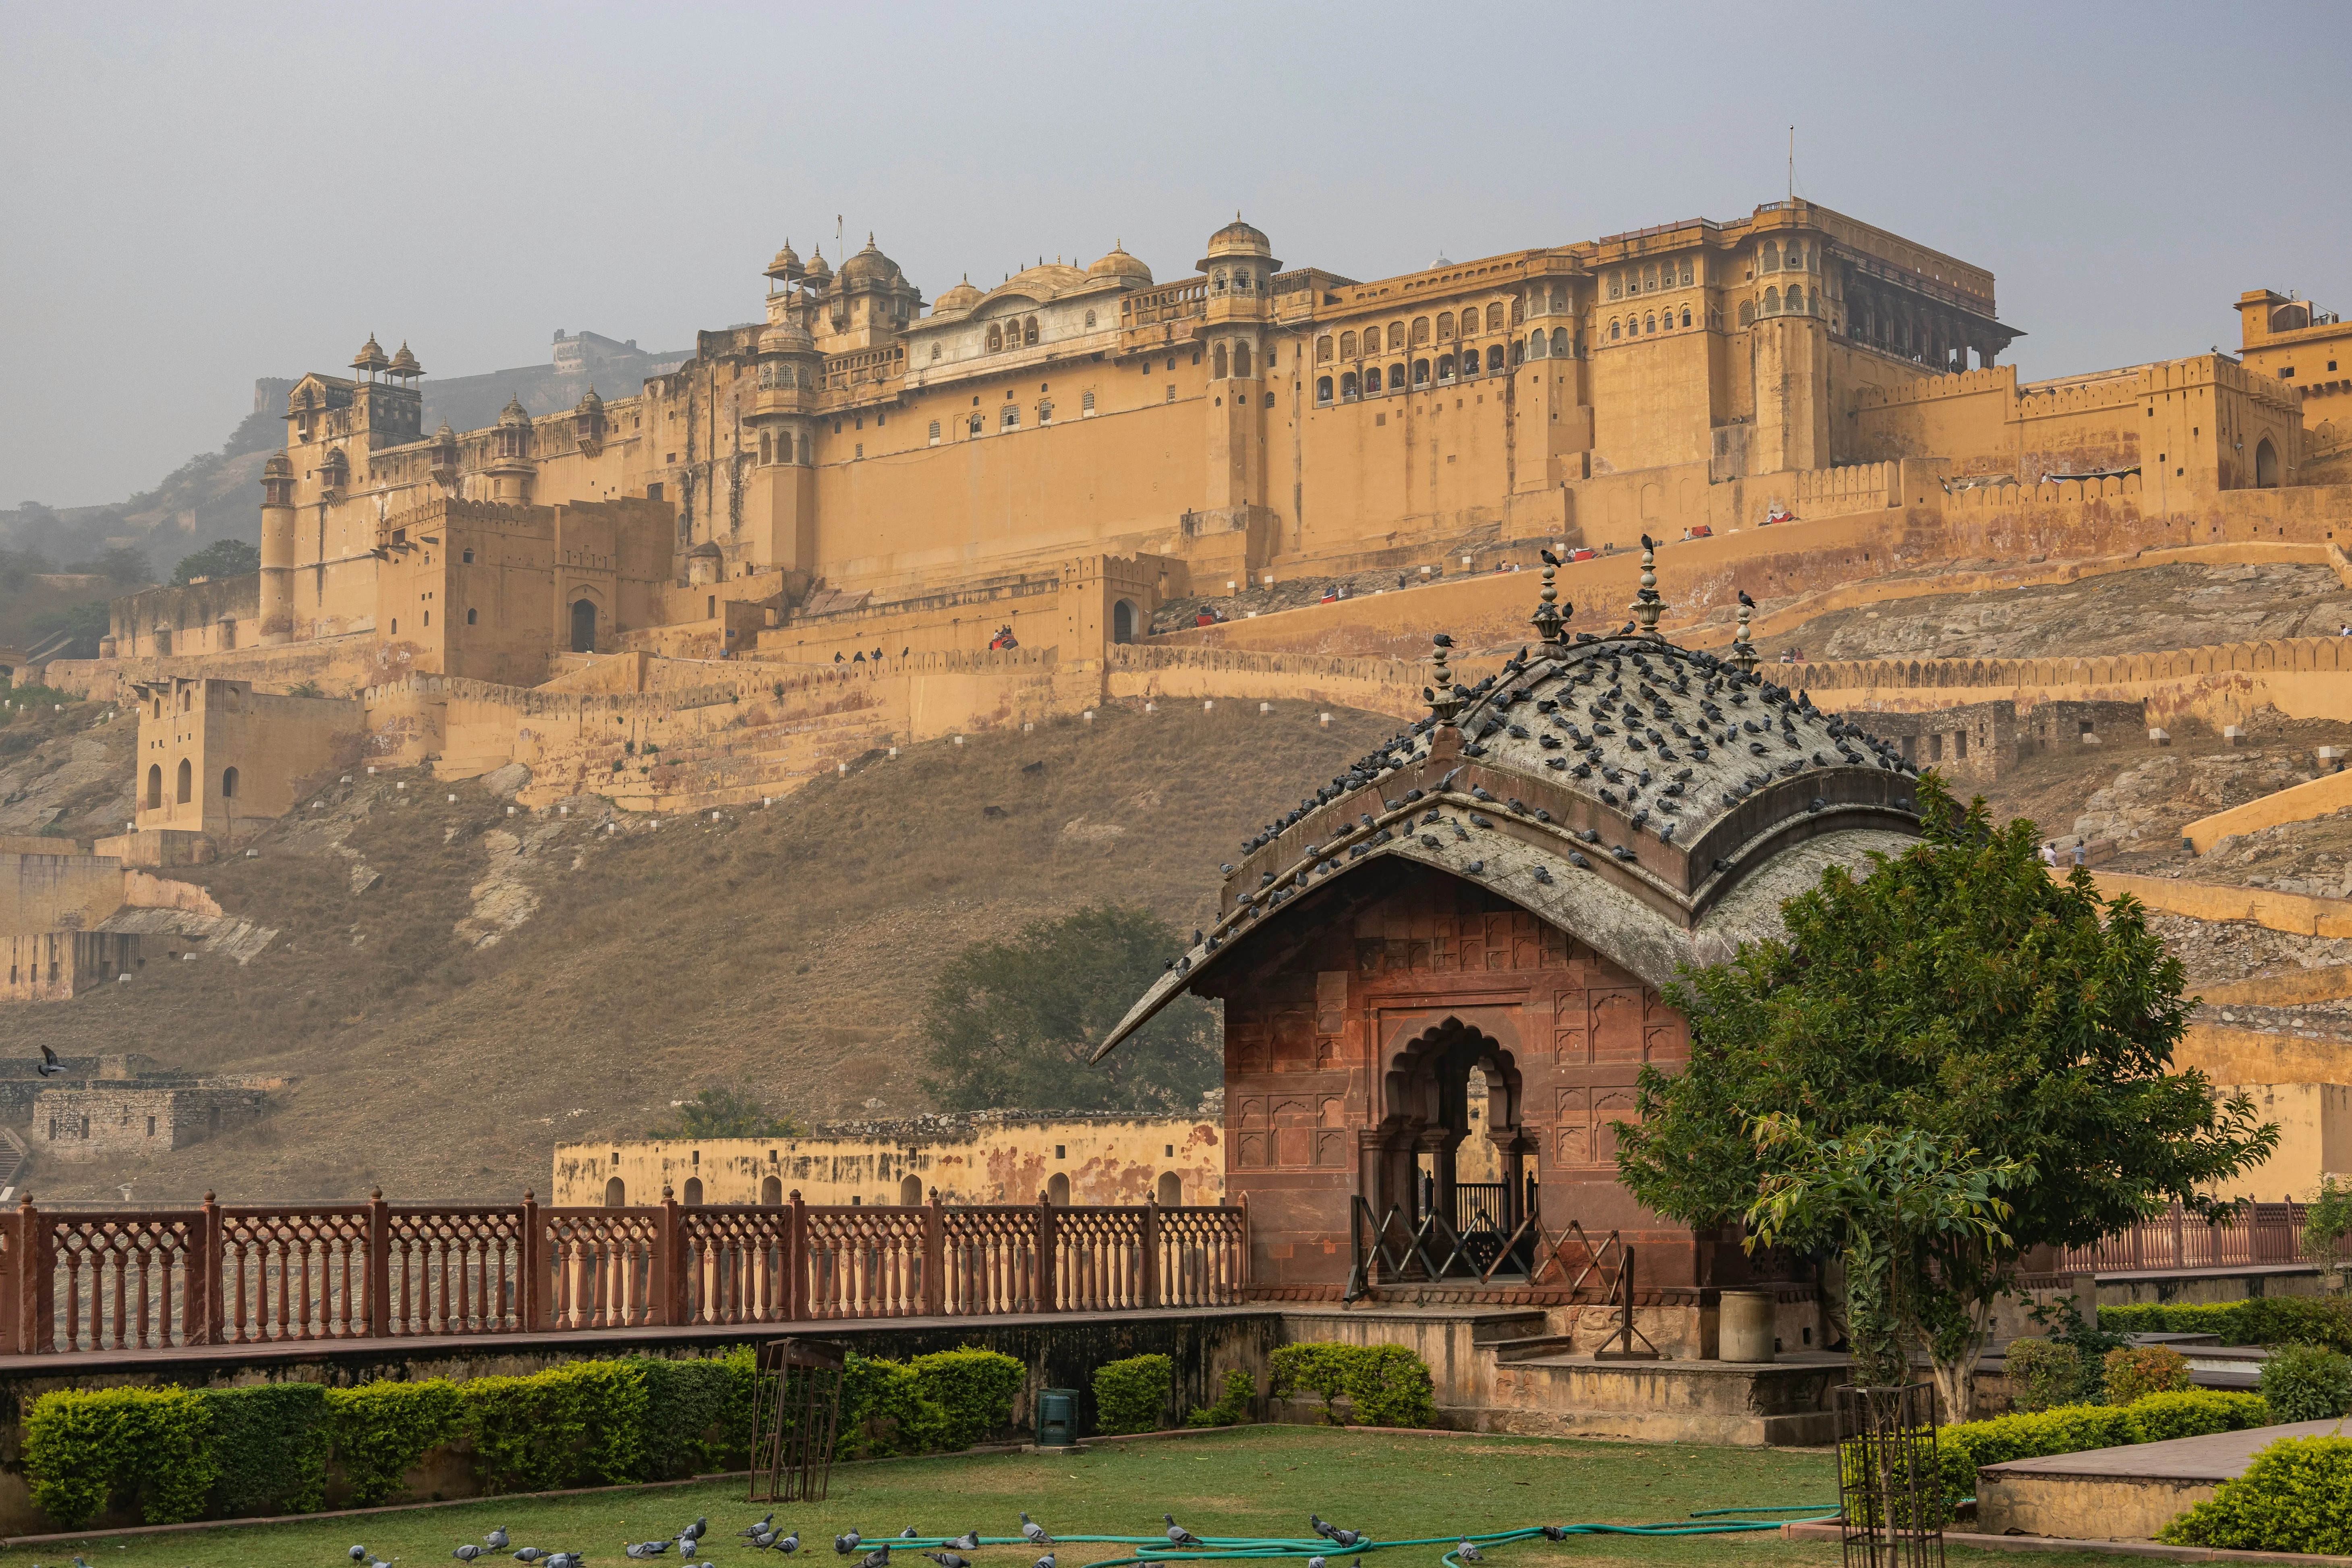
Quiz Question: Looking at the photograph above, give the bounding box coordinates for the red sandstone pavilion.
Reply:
[1099,557,1923,1344]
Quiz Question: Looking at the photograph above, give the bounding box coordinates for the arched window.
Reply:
[1487,303,1506,333]
[1084,310,1096,329]
[1609,319,1621,341]
[1436,354,1455,381]
[986,323,1003,352]
[1679,259,1694,286]
[570,598,597,652]
[1436,312,1454,340]
[1643,313,1656,334]
[1679,309,1691,329]
[969,414,984,435]
[798,433,811,462]
[605,1176,626,1208]
[1643,264,1658,292]
[1764,287,1780,313]
[1791,243,1807,270]
[1526,332,1546,358]
[1046,1172,1071,1205]
[1740,300,1755,327]
[1413,358,1430,384]
[1113,599,1137,643]
[1023,316,1038,346]
[1340,330,1357,358]
[1155,1171,1182,1206]
[1389,362,1406,389]
[1234,341,1252,377]
[1341,371,1358,399]
[683,1177,703,1206]
[1762,241,1780,271]
[222,766,238,800]
[900,1174,924,1206]
[1786,285,1805,313]
[1552,327,1569,355]
[1486,344,1505,372]
[1214,270,1227,292]
[1410,316,1430,345]
[1316,375,1333,404]
[1213,342,1229,378]
[1385,322,1403,351]
[2256,437,2280,487]
[930,343,941,360]
[1608,273,1623,300]
[761,1174,782,1205]
[176,758,192,804]
[146,764,162,810]
[1316,335,1333,362]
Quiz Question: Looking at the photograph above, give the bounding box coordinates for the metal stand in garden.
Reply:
[1589,1244,1659,1361]
[1835,1383,1944,1568]
[750,1337,845,1503]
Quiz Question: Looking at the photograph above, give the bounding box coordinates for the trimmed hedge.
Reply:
[1092,1354,1174,1435]
[834,1348,1026,1459]
[2259,1342,2352,1421]
[2159,1435,2352,1554]
[2097,1297,2352,1350]
[27,1348,765,1530]
[1938,1390,2269,1502]
[1269,1342,1436,1429]
[2000,1338,2083,1413]
[2102,1344,2193,1405]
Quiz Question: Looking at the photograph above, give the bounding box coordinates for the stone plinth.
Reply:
[1975,1418,2350,1540]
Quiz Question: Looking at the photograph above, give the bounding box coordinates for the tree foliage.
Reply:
[1618,775,2278,1408]
[174,537,261,584]
[646,1085,804,1139]
[920,903,1220,1114]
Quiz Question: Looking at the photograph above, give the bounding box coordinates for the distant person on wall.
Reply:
[1320,585,1338,603]
[2339,623,2350,636]
[2073,841,2088,868]
[2040,841,2059,868]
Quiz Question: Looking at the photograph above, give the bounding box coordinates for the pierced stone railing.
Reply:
[0,1190,1250,1355]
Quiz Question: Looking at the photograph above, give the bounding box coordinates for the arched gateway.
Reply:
[1096,560,1923,1351]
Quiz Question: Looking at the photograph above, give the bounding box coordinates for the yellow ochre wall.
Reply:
[551,1115,1225,1208]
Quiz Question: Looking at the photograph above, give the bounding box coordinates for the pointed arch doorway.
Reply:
[1376,1015,1534,1275]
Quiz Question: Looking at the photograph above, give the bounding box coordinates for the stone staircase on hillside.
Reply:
[0,1127,29,1194]
[591,700,903,811]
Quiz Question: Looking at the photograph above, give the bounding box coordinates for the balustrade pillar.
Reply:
[366,1187,391,1336]
[519,1190,543,1330]
[658,1187,684,1326]
[189,1191,218,1346]
[1141,1200,1161,1309]
[13,1194,43,1354]
[1036,1193,1058,1312]
[786,1190,808,1322]
[922,1191,945,1317]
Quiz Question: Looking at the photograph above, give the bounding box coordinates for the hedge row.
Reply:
[1268,1342,1436,1428]
[2097,1297,2352,1350]
[1938,1390,2269,1501]
[2160,1435,2352,1554]
[24,1346,1028,1530]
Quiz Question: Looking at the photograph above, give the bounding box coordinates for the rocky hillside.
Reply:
[9,700,1401,1204]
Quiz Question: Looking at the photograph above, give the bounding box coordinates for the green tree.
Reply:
[920,904,1220,1114]
[65,545,150,585]
[1617,775,2278,1418]
[1744,1115,2023,1390]
[173,538,261,584]
[645,1086,805,1139]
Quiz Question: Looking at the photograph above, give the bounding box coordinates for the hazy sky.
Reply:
[4,0,2346,509]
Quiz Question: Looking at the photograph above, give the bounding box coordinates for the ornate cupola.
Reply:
[429,421,461,495]
[388,342,423,384]
[486,395,533,503]
[350,334,390,381]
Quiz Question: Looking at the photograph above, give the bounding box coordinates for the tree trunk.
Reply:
[1927,1294,1996,1423]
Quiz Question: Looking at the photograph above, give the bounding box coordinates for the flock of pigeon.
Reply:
[1172,626,1916,972]
[379,1510,1573,1568]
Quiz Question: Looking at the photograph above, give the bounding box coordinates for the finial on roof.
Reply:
[1631,535,1665,638]
[1428,633,1463,726]
[1530,553,1569,645]
[1730,597,1759,675]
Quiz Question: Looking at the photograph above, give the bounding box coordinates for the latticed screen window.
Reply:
[1081,391,1096,415]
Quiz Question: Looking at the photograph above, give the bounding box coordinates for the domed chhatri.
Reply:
[350,333,390,376]
[931,275,984,315]
[1097,609,1921,1064]
[387,341,423,380]
[496,393,530,426]
[837,233,899,286]
[1086,241,1153,286]
[765,237,802,281]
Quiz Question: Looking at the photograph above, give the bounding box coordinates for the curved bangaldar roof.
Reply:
[1092,570,1924,1062]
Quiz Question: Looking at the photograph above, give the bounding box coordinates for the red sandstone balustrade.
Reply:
[0,1190,1253,1357]
[2054,1199,2350,1275]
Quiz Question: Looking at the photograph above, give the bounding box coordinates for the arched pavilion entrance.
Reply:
[1374,1015,1536,1274]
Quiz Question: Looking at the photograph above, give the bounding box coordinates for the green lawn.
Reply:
[22,1427,2121,1568]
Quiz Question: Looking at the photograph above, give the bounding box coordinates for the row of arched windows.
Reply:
[1734,286,1811,326]
[1316,343,1518,402]
[1606,258,1696,300]
[1759,240,1813,273]
[758,430,814,464]
[144,759,236,809]
[757,362,812,390]
[1315,304,1515,364]
[1210,340,1254,378]
[1608,305,1697,340]
[985,315,1041,353]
